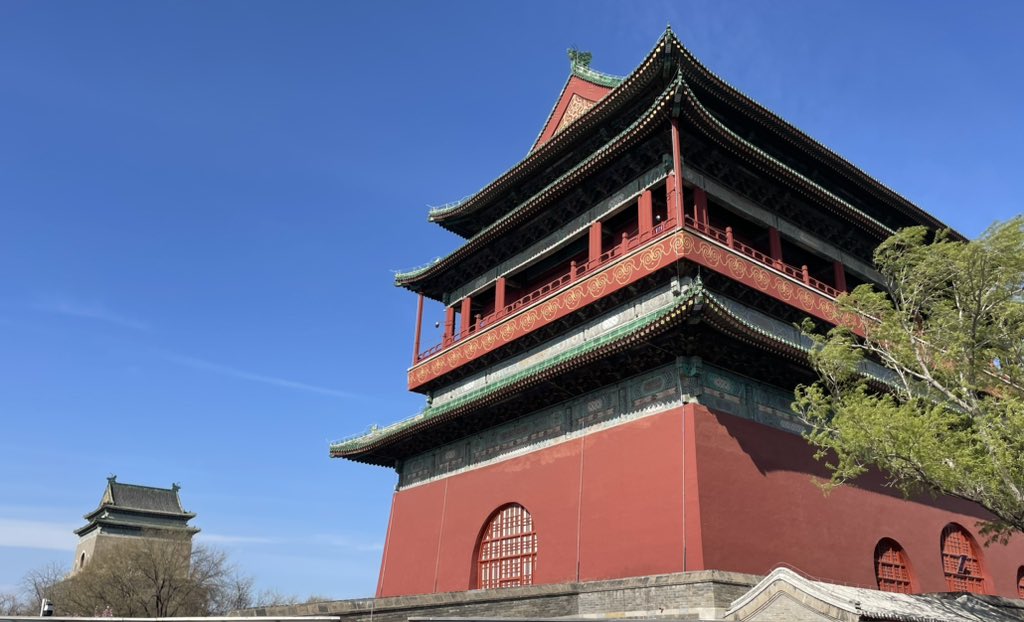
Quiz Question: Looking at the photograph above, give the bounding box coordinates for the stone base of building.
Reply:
[235,570,760,621]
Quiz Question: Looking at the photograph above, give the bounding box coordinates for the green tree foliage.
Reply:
[795,217,1024,541]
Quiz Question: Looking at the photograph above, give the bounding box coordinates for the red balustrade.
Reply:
[415,214,841,363]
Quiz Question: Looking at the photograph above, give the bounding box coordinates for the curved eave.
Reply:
[331,286,890,466]
[74,519,200,536]
[82,504,196,522]
[332,286,704,465]
[426,31,675,233]
[677,78,896,239]
[669,34,961,239]
[395,79,677,294]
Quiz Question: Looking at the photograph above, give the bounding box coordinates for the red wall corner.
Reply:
[688,404,1024,597]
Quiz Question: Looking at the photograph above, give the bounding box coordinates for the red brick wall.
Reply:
[376,403,1024,598]
[376,408,687,596]
[691,404,1024,596]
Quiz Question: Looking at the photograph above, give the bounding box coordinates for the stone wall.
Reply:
[234,571,759,621]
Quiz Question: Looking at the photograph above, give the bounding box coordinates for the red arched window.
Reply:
[874,538,913,593]
[1017,566,1024,598]
[940,524,985,593]
[477,503,537,589]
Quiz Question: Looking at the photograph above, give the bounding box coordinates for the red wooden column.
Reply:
[638,190,653,236]
[495,277,507,314]
[588,220,603,267]
[443,306,456,346]
[693,187,709,231]
[670,117,684,225]
[411,293,424,364]
[833,261,848,293]
[768,227,783,269]
[460,297,472,336]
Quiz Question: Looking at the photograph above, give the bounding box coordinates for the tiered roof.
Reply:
[75,476,198,537]
[334,29,955,466]
[398,29,958,300]
[331,281,893,465]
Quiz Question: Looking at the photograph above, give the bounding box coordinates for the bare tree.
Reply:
[0,591,28,616]
[33,531,253,617]
[21,562,68,606]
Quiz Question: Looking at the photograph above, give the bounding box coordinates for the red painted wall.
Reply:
[691,404,1024,596]
[376,408,688,597]
[376,403,1024,598]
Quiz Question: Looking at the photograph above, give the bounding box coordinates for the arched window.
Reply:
[874,538,912,593]
[79,552,86,569]
[940,524,985,593]
[1017,566,1024,599]
[477,503,537,589]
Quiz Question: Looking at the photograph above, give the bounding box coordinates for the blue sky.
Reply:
[1,0,1021,600]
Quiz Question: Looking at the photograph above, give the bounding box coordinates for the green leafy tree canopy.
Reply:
[795,217,1024,541]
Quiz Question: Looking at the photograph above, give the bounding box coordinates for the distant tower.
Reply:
[72,476,199,573]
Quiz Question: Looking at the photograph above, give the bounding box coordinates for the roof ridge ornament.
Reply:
[567,47,592,69]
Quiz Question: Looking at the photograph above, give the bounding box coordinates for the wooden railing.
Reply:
[684,216,842,298]
[415,215,841,363]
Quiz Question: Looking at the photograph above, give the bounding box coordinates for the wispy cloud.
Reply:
[199,533,281,545]
[31,298,149,330]
[196,531,380,552]
[0,519,78,551]
[162,353,355,399]
[313,534,383,553]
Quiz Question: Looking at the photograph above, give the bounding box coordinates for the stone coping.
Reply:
[235,570,761,617]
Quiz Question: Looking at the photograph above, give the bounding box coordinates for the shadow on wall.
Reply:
[709,406,992,522]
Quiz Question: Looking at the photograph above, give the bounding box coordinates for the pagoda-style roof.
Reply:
[423,31,676,239]
[396,29,959,300]
[75,476,198,537]
[395,75,679,299]
[332,282,893,467]
[424,29,955,240]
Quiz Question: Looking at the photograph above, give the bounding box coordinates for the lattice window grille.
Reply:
[874,539,912,594]
[477,504,537,589]
[941,525,985,593]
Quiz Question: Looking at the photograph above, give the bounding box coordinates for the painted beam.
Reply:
[409,228,856,390]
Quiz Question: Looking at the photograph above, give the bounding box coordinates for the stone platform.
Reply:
[234,571,760,621]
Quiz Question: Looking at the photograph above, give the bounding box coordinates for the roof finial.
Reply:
[107,474,117,484]
[567,48,592,69]
[172,482,181,492]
